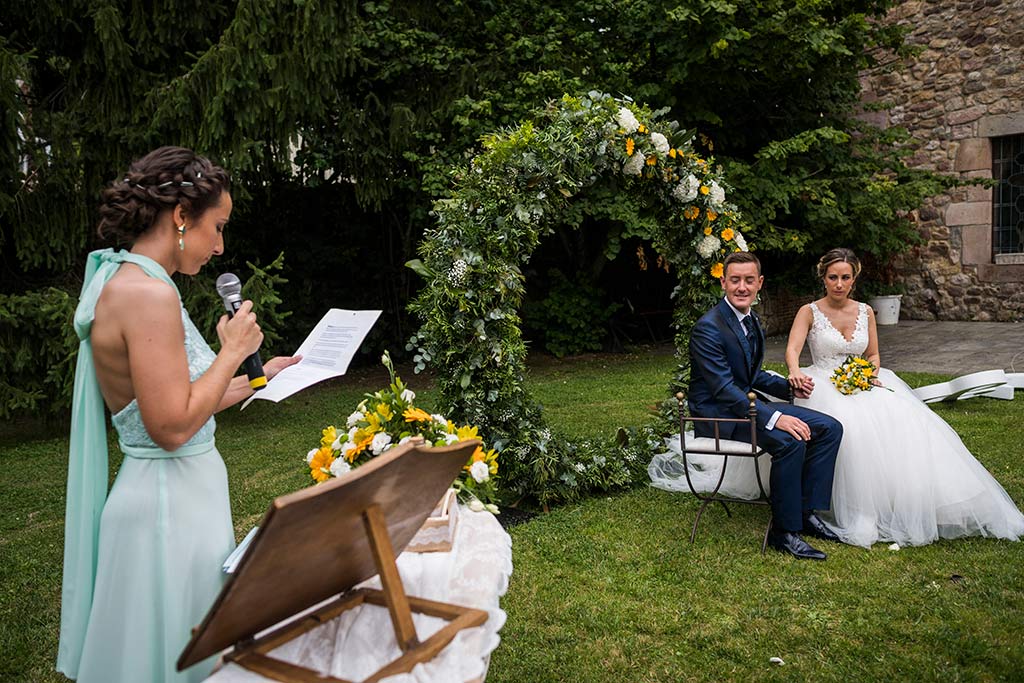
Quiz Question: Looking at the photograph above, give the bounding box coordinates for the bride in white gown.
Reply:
[785,248,1024,547]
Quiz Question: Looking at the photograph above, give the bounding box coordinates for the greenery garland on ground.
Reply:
[408,93,753,505]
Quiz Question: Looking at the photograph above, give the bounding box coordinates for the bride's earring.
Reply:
[177,223,186,251]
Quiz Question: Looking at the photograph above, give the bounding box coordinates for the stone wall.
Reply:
[859,0,1024,322]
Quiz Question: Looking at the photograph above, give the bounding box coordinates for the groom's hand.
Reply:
[793,381,814,399]
[775,414,811,441]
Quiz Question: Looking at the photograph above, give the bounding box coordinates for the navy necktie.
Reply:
[742,315,757,357]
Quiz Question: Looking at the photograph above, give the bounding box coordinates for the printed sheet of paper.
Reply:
[241,309,381,410]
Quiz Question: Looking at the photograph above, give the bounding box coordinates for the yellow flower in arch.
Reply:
[710,262,724,278]
[700,185,710,195]
[625,138,635,156]
[684,206,700,220]
[720,227,734,241]
[707,210,718,222]
[645,156,656,166]
[703,226,713,236]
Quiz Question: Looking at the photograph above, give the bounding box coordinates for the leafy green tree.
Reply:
[2,0,950,422]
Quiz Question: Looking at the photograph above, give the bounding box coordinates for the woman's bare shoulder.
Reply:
[100,266,180,320]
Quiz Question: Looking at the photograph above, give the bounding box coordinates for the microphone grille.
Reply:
[215,272,242,297]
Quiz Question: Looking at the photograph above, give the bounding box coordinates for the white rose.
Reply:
[470,460,490,483]
[709,180,725,206]
[400,389,415,402]
[622,152,645,176]
[650,132,670,155]
[371,432,392,455]
[468,499,485,512]
[305,448,318,465]
[347,411,364,427]
[329,459,351,477]
[615,107,639,133]
[673,174,699,202]
[734,231,748,251]
[697,235,722,259]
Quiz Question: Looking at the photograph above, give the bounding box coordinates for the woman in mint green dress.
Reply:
[57,147,299,683]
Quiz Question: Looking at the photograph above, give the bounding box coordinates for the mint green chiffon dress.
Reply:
[57,249,235,682]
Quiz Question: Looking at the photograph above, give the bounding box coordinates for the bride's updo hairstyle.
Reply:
[816,248,862,281]
[97,146,231,246]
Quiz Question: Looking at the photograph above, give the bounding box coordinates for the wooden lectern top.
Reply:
[178,438,480,671]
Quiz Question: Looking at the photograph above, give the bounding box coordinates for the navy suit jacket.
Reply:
[687,299,791,439]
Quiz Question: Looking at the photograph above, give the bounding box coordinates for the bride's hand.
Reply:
[870,376,884,388]
[788,370,811,390]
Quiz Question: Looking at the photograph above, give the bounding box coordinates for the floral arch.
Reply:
[407,93,751,505]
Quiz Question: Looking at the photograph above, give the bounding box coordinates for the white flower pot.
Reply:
[869,294,902,325]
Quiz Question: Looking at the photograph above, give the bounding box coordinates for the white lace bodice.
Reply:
[807,302,869,369]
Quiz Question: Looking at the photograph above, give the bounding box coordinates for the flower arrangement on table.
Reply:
[830,355,892,395]
[304,351,500,511]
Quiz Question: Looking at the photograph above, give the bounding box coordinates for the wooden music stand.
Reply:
[177,439,488,683]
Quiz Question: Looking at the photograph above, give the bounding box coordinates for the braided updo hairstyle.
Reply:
[816,248,862,281]
[97,146,231,246]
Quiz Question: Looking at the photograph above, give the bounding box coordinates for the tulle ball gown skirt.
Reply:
[797,367,1024,548]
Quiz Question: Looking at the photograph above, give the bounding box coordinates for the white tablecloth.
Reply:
[205,507,512,683]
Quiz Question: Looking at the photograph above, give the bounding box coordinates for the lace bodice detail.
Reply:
[111,305,217,448]
[807,302,869,370]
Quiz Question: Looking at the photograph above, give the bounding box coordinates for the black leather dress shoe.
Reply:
[802,513,842,543]
[767,530,827,560]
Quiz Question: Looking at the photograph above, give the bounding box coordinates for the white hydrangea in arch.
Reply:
[407,92,752,506]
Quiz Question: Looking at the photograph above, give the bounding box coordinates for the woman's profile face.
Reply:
[823,261,855,301]
[179,191,232,275]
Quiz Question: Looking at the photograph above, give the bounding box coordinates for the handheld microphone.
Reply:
[215,273,267,391]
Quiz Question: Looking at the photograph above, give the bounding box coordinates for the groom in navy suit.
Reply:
[688,251,843,560]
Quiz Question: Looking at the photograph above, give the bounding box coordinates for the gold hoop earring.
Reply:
[177,223,186,251]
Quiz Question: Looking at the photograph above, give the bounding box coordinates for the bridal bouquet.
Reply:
[304,351,499,510]
[830,355,891,395]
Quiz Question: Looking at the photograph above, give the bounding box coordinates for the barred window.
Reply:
[992,133,1024,256]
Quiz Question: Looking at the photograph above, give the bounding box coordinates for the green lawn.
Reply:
[2,348,1022,682]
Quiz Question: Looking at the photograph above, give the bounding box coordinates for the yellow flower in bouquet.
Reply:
[303,351,500,509]
[830,355,891,395]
